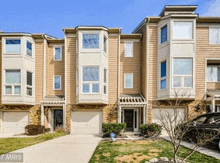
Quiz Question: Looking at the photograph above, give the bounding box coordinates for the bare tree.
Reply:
[156,89,219,163]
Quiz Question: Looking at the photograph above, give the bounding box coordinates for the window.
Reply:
[82,67,99,93]
[206,66,220,82]
[210,27,220,44]
[54,75,61,90]
[26,41,32,57]
[124,73,133,88]
[27,72,32,96]
[173,22,193,40]
[124,42,133,57]
[160,61,166,89]
[104,68,107,94]
[104,36,107,53]
[5,39,21,54]
[5,70,21,95]
[161,25,167,44]
[54,47,62,61]
[173,58,193,88]
[83,34,99,49]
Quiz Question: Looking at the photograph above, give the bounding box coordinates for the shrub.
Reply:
[55,125,65,133]
[25,125,45,135]
[140,123,162,138]
[102,123,126,137]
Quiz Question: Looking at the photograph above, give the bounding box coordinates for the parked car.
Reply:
[177,112,220,149]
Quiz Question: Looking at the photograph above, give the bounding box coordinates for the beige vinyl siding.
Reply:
[66,37,76,104]
[196,26,220,100]
[108,35,118,104]
[120,41,141,94]
[46,45,65,96]
[147,26,158,101]
[35,41,44,104]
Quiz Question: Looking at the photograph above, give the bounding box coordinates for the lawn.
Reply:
[0,131,66,155]
[89,138,220,163]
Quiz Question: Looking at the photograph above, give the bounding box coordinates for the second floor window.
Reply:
[104,36,107,53]
[82,67,99,93]
[207,66,220,82]
[54,47,62,61]
[124,73,133,88]
[83,34,99,49]
[27,72,32,96]
[160,61,166,89]
[5,39,21,54]
[173,22,193,40]
[210,27,220,44]
[124,42,133,57]
[5,70,21,95]
[54,75,61,90]
[161,25,167,44]
[173,58,193,88]
[26,41,32,57]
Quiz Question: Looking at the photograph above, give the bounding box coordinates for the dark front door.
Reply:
[54,110,63,129]
[124,109,134,131]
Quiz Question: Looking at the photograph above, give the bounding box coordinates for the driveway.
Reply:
[11,134,101,163]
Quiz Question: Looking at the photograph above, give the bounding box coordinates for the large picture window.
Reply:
[5,70,21,95]
[173,58,193,88]
[160,61,166,89]
[83,34,99,49]
[173,22,193,40]
[161,25,167,44]
[5,39,21,54]
[82,67,99,93]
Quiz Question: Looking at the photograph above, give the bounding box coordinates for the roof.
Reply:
[159,5,198,16]
[119,94,145,105]
[62,26,121,33]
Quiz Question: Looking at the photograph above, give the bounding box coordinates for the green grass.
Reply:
[0,131,66,155]
[89,139,220,163]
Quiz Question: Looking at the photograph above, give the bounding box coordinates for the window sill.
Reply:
[3,94,22,96]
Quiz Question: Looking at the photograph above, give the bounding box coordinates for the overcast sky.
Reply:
[0,0,219,38]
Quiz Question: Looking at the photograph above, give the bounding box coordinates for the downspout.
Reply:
[146,18,150,124]
[118,29,121,123]
[43,35,47,98]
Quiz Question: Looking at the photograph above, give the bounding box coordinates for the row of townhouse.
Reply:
[0,5,220,135]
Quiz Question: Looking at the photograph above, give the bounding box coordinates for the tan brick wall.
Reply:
[207,82,220,90]
[46,45,65,96]
[66,37,76,104]
[108,36,118,104]
[120,41,141,94]
[35,41,44,104]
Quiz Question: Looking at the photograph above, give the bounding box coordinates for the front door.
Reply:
[54,110,63,130]
[124,109,134,131]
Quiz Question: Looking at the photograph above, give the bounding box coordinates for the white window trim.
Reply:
[172,58,193,88]
[206,65,220,82]
[124,73,133,89]
[4,69,22,95]
[53,46,62,61]
[209,26,220,45]
[160,60,167,90]
[4,37,22,55]
[53,75,62,90]
[124,41,133,58]
[26,39,33,58]
[81,31,101,51]
[81,66,100,94]
[160,24,168,45]
[172,21,194,40]
[26,71,33,96]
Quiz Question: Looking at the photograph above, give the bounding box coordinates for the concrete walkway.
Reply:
[11,134,101,163]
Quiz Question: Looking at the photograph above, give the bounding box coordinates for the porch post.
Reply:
[63,104,66,129]
[143,105,146,124]
[41,105,45,125]
[212,99,215,112]
[118,105,121,123]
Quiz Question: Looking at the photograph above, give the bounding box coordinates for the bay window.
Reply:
[5,70,21,95]
[124,73,133,88]
[173,58,193,88]
[160,61,166,89]
[83,34,99,49]
[5,39,21,54]
[82,67,99,93]
[54,75,61,90]
[207,66,220,82]
[173,22,193,40]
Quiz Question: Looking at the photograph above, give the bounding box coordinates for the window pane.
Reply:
[213,67,218,82]
[161,61,166,77]
[125,74,132,88]
[14,86,21,94]
[83,34,99,49]
[54,76,61,89]
[27,87,32,96]
[27,72,32,86]
[104,85,107,94]
[218,67,220,82]
[124,42,133,57]
[173,58,193,75]
[83,84,89,93]
[92,84,99,93]
[210,28,218,44]
[184,77,193,87]
[5,39,21,53]
[83,67,99,81]
[104,36,107,52]
[26,41,32,56]
[55,47,61,60]
[6,70,21,84]
[161,79,166,89]
[173,22,193,39]
[207,67,212,81]
[173,77,181,87]
[104,68,107,83]
[161,25,167,44]
[5,86,12,94]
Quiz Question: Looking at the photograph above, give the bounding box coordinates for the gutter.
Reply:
[43,36,47,98]
[118,30,121,103]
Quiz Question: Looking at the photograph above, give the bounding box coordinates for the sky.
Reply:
[0,0,220,38]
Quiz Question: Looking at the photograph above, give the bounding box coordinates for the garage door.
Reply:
[152,108,185,125]
[71,111,102,134]
[2,112,29,136]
